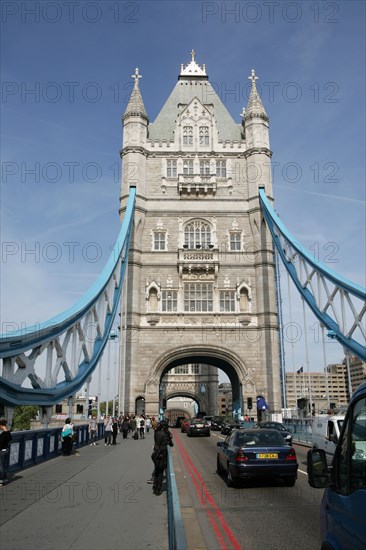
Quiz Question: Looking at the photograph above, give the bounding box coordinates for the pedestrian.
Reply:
[121,416,130,439]
[146,416,151,434]
[88,414,98,445]
[147,416,159,484]
[139,415,145,439]
[61,418,74,456]
[112,417,118,445]
[129,415,137,439]
[104,415,113,446]
[151,419,173,495]
[0,419,12,486]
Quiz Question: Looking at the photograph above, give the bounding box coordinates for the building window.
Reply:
[76,404,84,414]
[167,160,177,178]
[162,290,178,312]
[184,283,213,312]
[199,126,209,145]
[217,160,226,177]
[183,159,194,175]
[230,232,241,251]
[154,232,166,250]
[174,365,189,374]
[55,404,62,414]
[184,220,211,248]
[183,126,193,145]
[220,291,236,312]
[200,160,210,175]
[191,364,200,374]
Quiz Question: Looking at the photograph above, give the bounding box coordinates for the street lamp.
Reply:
[106,330,118,416]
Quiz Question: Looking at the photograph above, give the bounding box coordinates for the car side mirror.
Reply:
[217,441,223,448]
[307,449,330,488]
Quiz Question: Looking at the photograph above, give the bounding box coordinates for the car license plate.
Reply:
[257,453,278,459]
[196,424,203,428]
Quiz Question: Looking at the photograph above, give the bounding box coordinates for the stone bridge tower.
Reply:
[119,54,281,419]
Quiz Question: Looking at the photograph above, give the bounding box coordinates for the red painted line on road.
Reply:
[175,433,228,550]
[175,432,242,550]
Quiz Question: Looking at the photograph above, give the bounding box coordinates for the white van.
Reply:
[311,414,344,463]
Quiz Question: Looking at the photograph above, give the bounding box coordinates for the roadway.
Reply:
[171,428,322,550]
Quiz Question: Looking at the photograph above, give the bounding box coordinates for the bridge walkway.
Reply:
[0,433,168,550]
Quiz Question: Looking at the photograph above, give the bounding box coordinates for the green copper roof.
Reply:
[148,78,242,142]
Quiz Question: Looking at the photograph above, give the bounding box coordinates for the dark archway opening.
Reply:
[158,354,243,420]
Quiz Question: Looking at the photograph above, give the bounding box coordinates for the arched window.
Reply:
[184,220,211,249]
[240,288,249,312]
[199,126,209,145]
[183,126,193,145]
[148,288,158,313]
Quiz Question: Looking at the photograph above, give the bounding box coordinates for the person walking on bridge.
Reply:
[139,415,145,439]
[112,417,118,445]
[61,418,74,456]
[0,418,12,486]
[88,415,98,445]
[151,420,173,495]
[129,415,137,439]
[121,416,130,439]
[104,416,113,446]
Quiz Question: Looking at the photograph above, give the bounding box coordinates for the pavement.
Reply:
[0,434,168,550]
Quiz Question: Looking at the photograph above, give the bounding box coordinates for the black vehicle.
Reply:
[217,429,298,487]
[254,421,292,446]
[220,417,242,435]
[202,415,213,427]
[187,418,210,437]
[210,416,225,431]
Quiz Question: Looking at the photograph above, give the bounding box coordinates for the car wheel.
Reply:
[226,463,237,487]
[206,433,210,437]
[216,455,223,475]
[284,477,296,487]
[187,432,191,437]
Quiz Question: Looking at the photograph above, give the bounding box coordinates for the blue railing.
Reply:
[7,423,105,473]
[167,448,188,550]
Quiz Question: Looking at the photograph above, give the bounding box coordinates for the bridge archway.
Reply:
[145,345,250,418]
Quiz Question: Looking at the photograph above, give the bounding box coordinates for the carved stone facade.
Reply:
[118,55,281,419]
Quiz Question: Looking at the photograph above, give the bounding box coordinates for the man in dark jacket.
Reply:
[152,420,173,495]
[0,418,12,486]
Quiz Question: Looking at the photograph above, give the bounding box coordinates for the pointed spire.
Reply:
[179,50,207,78]
[123,67,148,121]
[246,69,268,120]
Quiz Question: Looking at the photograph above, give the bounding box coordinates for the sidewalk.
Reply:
[0,434,168,550]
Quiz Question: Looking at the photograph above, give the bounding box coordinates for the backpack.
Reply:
[133,431,139,440]
[140,420,145,427]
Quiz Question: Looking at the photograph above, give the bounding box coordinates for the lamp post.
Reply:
[107,330,118,416]
[113,394,118,418]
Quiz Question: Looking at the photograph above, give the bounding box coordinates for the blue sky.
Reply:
[1,1,365,397]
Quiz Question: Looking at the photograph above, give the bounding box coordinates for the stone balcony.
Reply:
[178,174,217,196]
[178,246,219,277]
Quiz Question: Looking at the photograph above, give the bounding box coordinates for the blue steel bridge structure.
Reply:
[0,186,365,414]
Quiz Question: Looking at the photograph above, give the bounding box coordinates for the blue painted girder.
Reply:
[259,188,366,362]
[0,187,136,406]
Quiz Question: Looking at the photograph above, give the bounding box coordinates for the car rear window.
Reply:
[235,431,283,446]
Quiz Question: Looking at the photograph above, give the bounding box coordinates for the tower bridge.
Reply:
[0,54,365,423]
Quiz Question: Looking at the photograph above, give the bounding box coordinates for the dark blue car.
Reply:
[217,428,298,487]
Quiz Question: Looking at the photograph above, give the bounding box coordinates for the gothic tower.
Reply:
[119,54,281,419]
